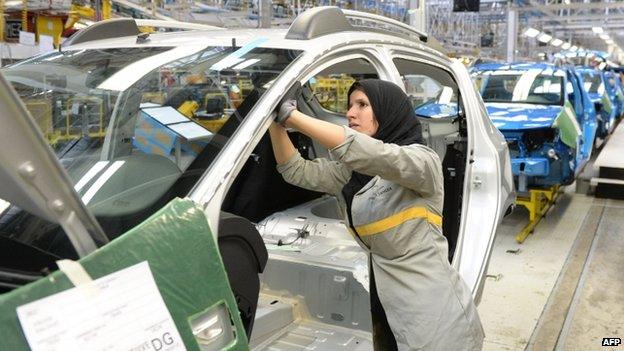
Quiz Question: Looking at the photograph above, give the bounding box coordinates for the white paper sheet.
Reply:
[17,261,187,351]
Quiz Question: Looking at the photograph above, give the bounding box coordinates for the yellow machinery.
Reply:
[0,0,6,42]
[237,78,253,96]
[59,97,105,142]
[24,97,105,145]
[24,100,53,136]
[21,0,27,31]
[198,93,229,133]
[310,76,355,113]
[36,15,64,46]
[515,185,562,243]
[177,100,199,118]
[65,0,111,30]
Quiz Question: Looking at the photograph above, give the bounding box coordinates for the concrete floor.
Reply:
[478,186,624,350]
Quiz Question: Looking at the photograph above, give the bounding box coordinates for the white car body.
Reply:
[0,7,514,349]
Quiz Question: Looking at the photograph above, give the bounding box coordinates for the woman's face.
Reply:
[347,89,378,136]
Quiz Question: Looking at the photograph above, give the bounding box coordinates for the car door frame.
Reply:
[187,43,396,236]
[379,46,512,300]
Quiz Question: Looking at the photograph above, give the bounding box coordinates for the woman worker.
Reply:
[268,79,484,350]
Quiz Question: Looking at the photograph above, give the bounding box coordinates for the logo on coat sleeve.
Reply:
[373,186,392,197]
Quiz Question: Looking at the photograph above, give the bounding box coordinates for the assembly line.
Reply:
[0,1,623,350]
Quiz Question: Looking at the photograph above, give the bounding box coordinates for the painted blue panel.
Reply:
[484,102,562,130]
[414,102,459,118]
[511,158,550,177]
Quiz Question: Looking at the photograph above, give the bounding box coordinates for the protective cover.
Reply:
[554,101,582,148]
[0,198,248,350]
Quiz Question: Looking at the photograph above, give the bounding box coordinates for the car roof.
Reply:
[66,27,447,61]
[63,8,450,63]
[473,62,564,75]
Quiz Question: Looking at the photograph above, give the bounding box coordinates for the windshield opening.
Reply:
[474,71,564,105]
[0,45,302,276]
[581,71,604,94]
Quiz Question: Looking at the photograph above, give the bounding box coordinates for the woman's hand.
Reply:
[277,99,298,125]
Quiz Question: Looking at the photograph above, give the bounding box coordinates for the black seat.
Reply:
[217,212,267,338]
[441,142,466,263]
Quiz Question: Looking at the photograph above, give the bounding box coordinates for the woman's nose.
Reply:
[346,106,357,119]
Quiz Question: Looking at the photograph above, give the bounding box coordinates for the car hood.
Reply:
[485,102,563,130]
[588,92,602,103]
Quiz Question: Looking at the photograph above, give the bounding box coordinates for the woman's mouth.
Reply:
[349,124,360,129]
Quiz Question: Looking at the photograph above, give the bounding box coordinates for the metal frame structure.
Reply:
[515,185,562,243]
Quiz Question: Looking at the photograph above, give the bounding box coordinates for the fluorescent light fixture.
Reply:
[551,38,563,47]
[600,33,610,40]
[0,199,10,217]
[592,27,604,34]
[98,45,206,91]
[537,33,552,43]
[561,42,571,50]
[232,58,260,70]
[570,45,578,52]
[524,27,540,38]
[74,161,109,192]
[438,86,454,104]
[82,161,126,205]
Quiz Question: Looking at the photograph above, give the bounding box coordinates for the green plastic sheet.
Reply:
[554,101,581,149]
[0,198,248,350]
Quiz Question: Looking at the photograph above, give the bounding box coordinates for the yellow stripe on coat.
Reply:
[354,206,442,236]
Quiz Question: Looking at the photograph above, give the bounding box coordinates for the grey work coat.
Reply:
[277,127,485,350]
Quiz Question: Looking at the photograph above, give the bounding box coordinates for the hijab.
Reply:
[341,79,424,226]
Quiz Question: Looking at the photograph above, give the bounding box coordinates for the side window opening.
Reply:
[219,57,382,333]
[567,72,585,122]
[222,57,380,225]
[393,58,468,263]
[308,58,379,115]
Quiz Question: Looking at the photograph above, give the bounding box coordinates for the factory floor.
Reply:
[478,183,624,350]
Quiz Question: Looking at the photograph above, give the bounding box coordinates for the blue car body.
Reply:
[604,70,624,119]
[576,66,618,137]
[470,62,597,192]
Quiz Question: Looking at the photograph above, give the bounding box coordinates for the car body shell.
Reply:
[471,62,597,192]
[576,66,618,137]
[0,12,514,348]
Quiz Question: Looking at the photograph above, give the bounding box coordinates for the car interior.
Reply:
[0,55,469,340]
[214,58,469,337]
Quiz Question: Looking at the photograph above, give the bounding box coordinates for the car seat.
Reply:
[217,212,268,338]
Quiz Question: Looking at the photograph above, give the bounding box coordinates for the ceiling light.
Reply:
[561,42,571,50]
[592,27,604,34]
[570,45,578,52]
[524,27,540,38]
[600,33,610,40]
[551,38,563,47]
[537,33,552,43]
